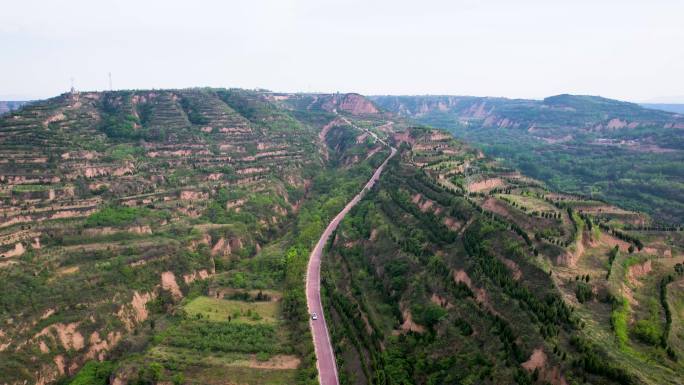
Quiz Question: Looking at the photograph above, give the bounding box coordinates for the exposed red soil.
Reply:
[468,178,503,192]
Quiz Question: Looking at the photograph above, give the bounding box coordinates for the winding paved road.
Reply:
[306,120,396,385]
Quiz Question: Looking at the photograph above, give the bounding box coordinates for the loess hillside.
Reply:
[0,89,389,385]
[323,125,684,385]
[371,94,684,223]
[0,89,682,385]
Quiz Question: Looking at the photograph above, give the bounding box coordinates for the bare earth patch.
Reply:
[627,259,652,287]
[501,257,522,280]
[468,178,503,193]
[481,197,511,218]
[443,217,463,231]
[522,348,546,371]
[161,271,183,299]
[430,293,452,308]
[522,348,569,385]
[400,308,425,333]
[36,322,85,351]
[453,269,498,314]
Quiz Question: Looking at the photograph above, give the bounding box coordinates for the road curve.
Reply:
[306,140,396,385]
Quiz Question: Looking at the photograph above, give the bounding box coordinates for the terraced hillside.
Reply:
[371,94,684,223]
[0,89,389,385]
[1,90,682,385]
[323,126,684,385]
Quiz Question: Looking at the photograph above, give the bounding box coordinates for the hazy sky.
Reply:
[1,0,682,102]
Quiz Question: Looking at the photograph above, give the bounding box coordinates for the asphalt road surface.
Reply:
[306,143,396,385]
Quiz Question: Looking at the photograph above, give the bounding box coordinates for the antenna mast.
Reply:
[108,72,113,91]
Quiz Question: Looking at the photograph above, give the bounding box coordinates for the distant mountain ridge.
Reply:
[0,101,30,115]
[371,94,684,132]
[640,103,684,114]
[370,93,684,223]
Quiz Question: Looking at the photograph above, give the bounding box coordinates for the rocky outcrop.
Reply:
[556,231,585,268]
[211,237,231,256]
[521,347,568,385]
[179,190,208,200]
[161,271,183,299]
[467,178,503,193]
[443,217,462,231]
[321,93,379,115]
[400,308,425,333]
[117,291,154,330]
[501,257,522,280]
[1,242,25,258]
[237,167,269,175]
[83,226,152,237]
[453,269,497,314]
[183,269,211,284]
[189,233,212,251]
[627,259,652,287]
[85,331,122,361]
[606,118,628,129]
[35,322,85,351]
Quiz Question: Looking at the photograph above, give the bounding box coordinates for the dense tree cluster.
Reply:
[570,336,635,384]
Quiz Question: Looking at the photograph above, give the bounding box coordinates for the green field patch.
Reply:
[159,320,284,354]
[11,184,54,192]
[611,296,631,348]
[184,364,297,385]
[497,193,558,213]
[184,296,278,324]
[149,346,299,370]
[107,143,144,160]
[66,360,113,385]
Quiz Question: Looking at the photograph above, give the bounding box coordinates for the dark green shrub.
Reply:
[575,282,593,303]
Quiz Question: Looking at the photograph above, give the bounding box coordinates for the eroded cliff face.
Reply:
[370,94,684,132]
[336,93,379,115]
[321,93,379,115]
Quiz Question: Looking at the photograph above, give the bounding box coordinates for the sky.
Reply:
[1,0,683,102]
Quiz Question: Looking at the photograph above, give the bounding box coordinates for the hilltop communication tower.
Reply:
[108,72,113,91]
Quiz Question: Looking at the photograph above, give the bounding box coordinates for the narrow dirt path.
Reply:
[306,117,396,385]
